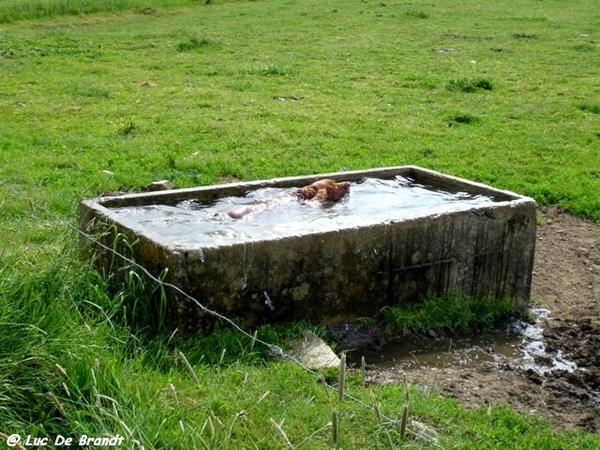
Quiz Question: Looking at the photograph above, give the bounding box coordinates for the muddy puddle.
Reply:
[338,308,582,379]
[334,306,600,430]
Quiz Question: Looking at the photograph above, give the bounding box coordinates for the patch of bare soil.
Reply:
[370,206,600,431]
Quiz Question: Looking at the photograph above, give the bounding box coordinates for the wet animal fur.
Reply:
[295,179,351,202]
[226,179,350,219]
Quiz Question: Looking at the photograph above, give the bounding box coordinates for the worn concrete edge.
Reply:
[83,166,535,208]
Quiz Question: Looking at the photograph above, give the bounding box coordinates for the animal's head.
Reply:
[326,181,350,201]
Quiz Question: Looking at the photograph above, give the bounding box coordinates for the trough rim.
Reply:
[79,165,537,250]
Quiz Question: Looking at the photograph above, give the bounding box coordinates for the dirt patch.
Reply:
[365,206,600,431]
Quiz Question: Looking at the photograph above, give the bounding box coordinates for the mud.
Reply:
[341,207,600,432]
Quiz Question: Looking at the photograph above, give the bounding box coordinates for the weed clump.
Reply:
[381,295,522,334]
[405,10,428,19]
[177,36,213,52]
[512,33,538,40]
[260,64,288,76]
[446,77,494,93]
[118,120,139,137]
[448,113,479,125]
[573,43,597,52]
[578,103,600,114]
[67,83,113,99]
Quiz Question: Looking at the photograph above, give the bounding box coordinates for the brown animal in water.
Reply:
[293,179,351,202]
[226,179,350,219]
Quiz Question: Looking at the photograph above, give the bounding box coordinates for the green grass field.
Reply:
[1,0,599,448]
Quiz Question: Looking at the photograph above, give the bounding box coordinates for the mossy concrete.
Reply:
[80,166,536,332]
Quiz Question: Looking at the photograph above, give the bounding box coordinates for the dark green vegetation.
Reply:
[446,77,494,93]
[1,0,599,447]
[382,296,521,334]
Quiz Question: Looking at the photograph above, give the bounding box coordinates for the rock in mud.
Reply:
[288,330,340,369]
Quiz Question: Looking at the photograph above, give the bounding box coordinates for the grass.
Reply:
[1,0,599,447]
[1,0,599,240]
[381,296,522,334]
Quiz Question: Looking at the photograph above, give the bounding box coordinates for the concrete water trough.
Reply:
[79,166,536,332]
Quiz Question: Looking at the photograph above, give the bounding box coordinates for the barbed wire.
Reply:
[0,180,446,449]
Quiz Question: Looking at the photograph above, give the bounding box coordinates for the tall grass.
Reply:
[0,243,289,443]
[0,247,120,437]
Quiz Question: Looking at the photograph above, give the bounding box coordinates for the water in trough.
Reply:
[110,176,501,247]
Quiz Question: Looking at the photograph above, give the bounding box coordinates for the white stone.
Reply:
[289,330,340,369]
